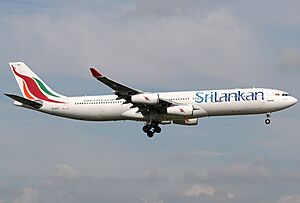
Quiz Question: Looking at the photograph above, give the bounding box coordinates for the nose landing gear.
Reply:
[142,121,162,138]
[265,113,271,125]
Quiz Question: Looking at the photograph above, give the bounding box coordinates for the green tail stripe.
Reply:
[33,77,60,98]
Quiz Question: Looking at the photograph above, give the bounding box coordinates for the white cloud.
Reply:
[183,184,216,197]
[227,192,235,199]
[279,194,300,203]
[140,170,167,180]
[182,184,236,200]
[233,1,300,29]
[51,164,81,181]
[279,47,300,71]
[135,169,168,186]
[184,160,271,182]
[1,2,263,87]
[13,187,38,203]
[141,198,164,203]
[210,160,271,180]
[171,150,226,160]
[193,150,226,158]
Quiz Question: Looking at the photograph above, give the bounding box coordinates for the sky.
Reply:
[0,0,300,202]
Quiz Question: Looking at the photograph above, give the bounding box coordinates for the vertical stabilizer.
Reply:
[9,62,66,103]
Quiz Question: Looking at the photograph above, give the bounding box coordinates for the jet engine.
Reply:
[131,93,159,105]
[167,105,193,116]
[173,118,198,126]
[167,105,208,117]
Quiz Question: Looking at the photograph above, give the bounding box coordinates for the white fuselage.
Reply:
[32,88,297,122]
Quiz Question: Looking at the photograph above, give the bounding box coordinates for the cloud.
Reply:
[227,193,235,199]
[0,1,263,88]
[170,150,226,160]
[42,164,82,187]
[193,150,226,158]
[136,170,168,185]
[233,1,300,29]
[184,160,271,182]
[12,187,39,203]
[210,160,271,180]
[50,164,81,181]
[141,198,164,203]
[279,47,300,71]
[279,194,300,203]
[181,184,236,202]
[183,184,216,197]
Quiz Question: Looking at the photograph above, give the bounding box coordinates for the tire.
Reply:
[265,118,271,125]
[154,126,162,133]
[147,131,154,138]
[143,125,151,133]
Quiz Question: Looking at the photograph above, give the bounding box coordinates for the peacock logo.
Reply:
[12,65,64,103]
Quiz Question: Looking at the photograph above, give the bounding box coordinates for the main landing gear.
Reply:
[142,122,162,138]
[265,113,271,125]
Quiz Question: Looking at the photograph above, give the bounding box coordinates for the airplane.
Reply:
[5,62,298,138]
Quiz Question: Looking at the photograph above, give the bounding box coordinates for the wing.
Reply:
[90,68,142,99]
[89,67,174,109]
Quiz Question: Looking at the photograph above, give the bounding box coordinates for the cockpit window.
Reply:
[282,93,291,96]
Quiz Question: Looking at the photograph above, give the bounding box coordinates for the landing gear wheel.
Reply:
[147,131,154,138]
[154,126,161,133]
[265,118,271,125]
[143,121,161,138]
[142,125,151,133]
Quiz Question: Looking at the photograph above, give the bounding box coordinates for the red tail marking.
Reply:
[23,81,34,100]
[12,65,64,103]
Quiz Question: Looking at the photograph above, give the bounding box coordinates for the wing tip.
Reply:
[90,67,103,78]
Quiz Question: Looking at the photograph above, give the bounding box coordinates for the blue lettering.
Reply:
[214,91,218,102]
[195,92,204,103]
[210,92,214,103]
[219,93,228,102]
[237,91,245,101]
[246,92,252,101]
[228,92,237,102]
[195,90,264,103]
[204,93,210,102]
[255,91,264,100]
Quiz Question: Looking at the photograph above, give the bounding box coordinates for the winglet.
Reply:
[90,67,103,78]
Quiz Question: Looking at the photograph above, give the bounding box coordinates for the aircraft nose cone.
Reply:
[291,97,298,106]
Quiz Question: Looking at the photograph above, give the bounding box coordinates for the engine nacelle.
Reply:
[173,118,198,126]
[166,105,193,116]
[167,105,208,117]
[131,93,159,105]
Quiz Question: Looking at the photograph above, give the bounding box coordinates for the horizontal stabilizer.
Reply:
[4,93,43,109]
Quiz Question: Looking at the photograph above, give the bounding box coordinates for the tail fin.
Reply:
[9,62,66,103]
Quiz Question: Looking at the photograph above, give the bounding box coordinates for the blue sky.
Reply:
[0,0,300,202]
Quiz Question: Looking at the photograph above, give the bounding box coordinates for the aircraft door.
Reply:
[266,90,275,104]
[62,98,69,110]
